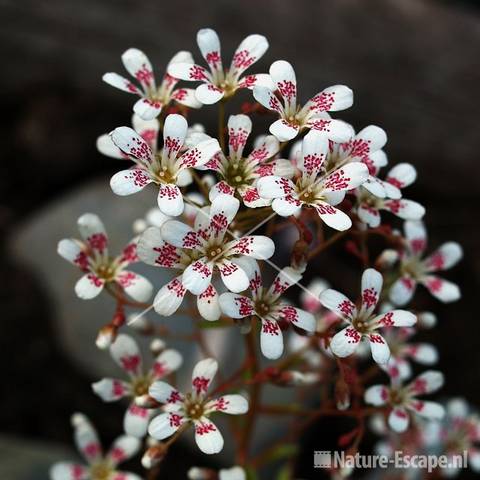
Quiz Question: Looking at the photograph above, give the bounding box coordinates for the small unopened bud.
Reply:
[132,218,148,234]
[142,443,168,469]
[150,338,166,356]
[335,378,351,411]
[96,324,117,350]
[127,313,154,334]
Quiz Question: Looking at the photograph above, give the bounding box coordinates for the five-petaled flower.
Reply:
[168,28,273,105]
[365,370,445,432]
[50,413,141,480]
[207,114,294,207]
[382,220,463,305]
[110,113,220,216]
[148,358,248,454]
[219,265,316,359]
[92,334,182,438]
[320,268,417,364]
[253,60,354,142]
[57,213,153,301]
[257,130,369,230]
[103,48,201,120]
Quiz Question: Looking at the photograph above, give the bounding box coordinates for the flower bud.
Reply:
[142,443,168,469]
[96,324,117,350]
[135,394,160,409]
[335,377,351,411]
[150,338,166,356]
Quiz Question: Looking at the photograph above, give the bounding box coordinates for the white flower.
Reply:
[168,28,272,105]
[50,413,141,480]
[219,265,316,359]
[385,221,463,305]
[258,130,368,230]
[253,60,354,142]
[188,465,246,480]
[103,49,201,120]
[109,114,220,216]
[364,370,445,432]
[206,114,294,207]
[92,334,182,438]
[137,194,274,320]
[355,163,425,228]
[57,213,153,301]
[148,358,248,454]
[320,268,417,364]
[381,327,438,381]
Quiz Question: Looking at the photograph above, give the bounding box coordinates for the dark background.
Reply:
[1,0,479,478]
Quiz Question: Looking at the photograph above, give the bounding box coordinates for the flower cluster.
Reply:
[52,26,469,480]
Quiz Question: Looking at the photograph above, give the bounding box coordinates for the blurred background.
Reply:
[1,0,479,478]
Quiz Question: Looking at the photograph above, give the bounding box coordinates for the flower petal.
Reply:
[237,73,274,90]
[322,163,369,193]
[137,227,182,268]
[176,138,221,170]
[103,72,141,94]
[197,28,222,71]
[368,333,391,364]
[386,163,417,190]
[171,87,203,108]
[194,418,224,454]
[381,199,425,221]
[219,466,247,480]
[260,319,284,359]
[407,370,444,395]
[121,48,155,91]
[57,239,88,270]
[92,378,129,402]
[219,259,250,293]
[148,411,186,440]
[404,220,427,254]
[226,236,275,260]
[162,113,188,161]
[306,116,354,143]
[304,85,353,114]
[75,273,105,300]
[271,196,302,217]
[330,326,362,358]
[97,133,125,159]
[320,289,357,321]
[110,334,142,376]
[133,98,163,121]
[168,62,210,82]
[424,242,463,272]
[195,83,224,104]
[149,380,184,405]
[111,126,154,165]
[116,271,153,302]
[153,276,187,316]
[157,184,184,217]
[107,434,141,464]
[420,276,461,303]
[209,181,235,201]
[161,220,200,249]
[313,202,352,231]
[205,394,249,415]
[197,284,221,321]
[219,293,254,318]
[257,176,295,199]
[405,343,438,365]
[298,130,328,177]
[267,266,302,301]
[227,114,252,160]
[408,400,445,420]
[388,407,410,432]
[50,463,88,480]
[350,125,387,161]
[71,413,102,462]
[276,305,316,332]
[110,169,153,196]
[357,203,381,228]
[371,310,417,328]
[252,86,284,114]
[270,119,299,142]
[389,276,417,306]
[230,34,268,78]
[269,60,297,111]
[77,213,108,254]
[364,385,389,406]
[182,259,213,295]
[151,349,183,379]
[192,358,218,397]
[360,268,382,316]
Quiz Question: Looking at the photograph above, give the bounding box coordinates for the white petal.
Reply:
[388,407,410,432]
[407,370,444,395]
[121,48,155,91]
[195,83,224,104]
[389,276,417,306]
[307,116,354,143]
[269,119,299,142]
[192,358,218,397]
[408,400,445,420]
[267,266,303,301]
[153,276,186,316]
[111,126,154,164]
[148,412,186,440]
[304,85,353,114]
[116,270,153,302]
[382,198,425,221]
[57,239,87,268]
[197,28,222,69]
[226,236,275,260]
[205,394,249,415]
[161,220,199,249]
[298,130,328,176]
[103,72,141,94]
[97,133,125,159]
[137,227,182,268]
[314,202,352,231]
[110,334,142,375]
[219,293,255,318]
[276,305,316,332]
[230,34,268,78]
[351,125,387,160]
[360,268,383,316]
[71,413,102,462]
[420,276,461,303]
[219,260,250,293]
[406,343,438,365]
[272,196,302,217]
[157,184,184,217]
[386,163,417,189]
[197,284,221,321]
[133,97,163,120]
[75,273,104,300]
[424,242,463,272]
[92,378,129,402]
[149,380,184,405]
[372,310,417,328]
[107,434,141,463]
[322,162,369,193]
[357,203,381,228]
[227,114,252,159]
[177,138,221,170]
[368,333,391,364]
[330,327,362,358]
[168,62,210,82]
[209,181,235,201]
[260,319,284,359]
[319,289,357,321]
[182,259,213,295]
[237,73,274,90]
[269,60,297,111]
[110,169,152,196]
[77,213,108,251]
[194,418,224,454]
[219,466,247,480]
[171,87,203,108]
[364,385,389,406]
[50,463,88,480]
[162,113,188,160]
[151,349,183,378]
[404,220,427,254]
[252,86,283,114]
[257,175,295,199]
